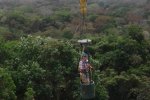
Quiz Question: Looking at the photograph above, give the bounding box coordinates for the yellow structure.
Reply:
[80,0,87,16]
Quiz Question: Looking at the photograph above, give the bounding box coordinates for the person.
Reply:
[78,53,93,84]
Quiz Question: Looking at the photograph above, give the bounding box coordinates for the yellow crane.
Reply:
[76,0,87,35]
[78,0,95,99]
[80,0,87,17]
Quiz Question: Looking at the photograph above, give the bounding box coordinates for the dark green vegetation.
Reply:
[0,0,150,100]
[1,26,150,100]
[0,0,150,40]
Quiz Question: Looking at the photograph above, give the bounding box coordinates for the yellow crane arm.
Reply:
[80,0,87,16]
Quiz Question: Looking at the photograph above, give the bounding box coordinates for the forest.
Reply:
[0,0,150,100]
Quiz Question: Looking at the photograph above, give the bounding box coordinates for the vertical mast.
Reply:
[79,0,87,34]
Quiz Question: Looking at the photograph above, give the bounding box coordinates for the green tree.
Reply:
[127,25,144,43]
[25,87,35,100]
[88,14,98,22]
[55,10,72,22]
[94,71,109,100]
[0,37,9,65]
[0,68,16,100]
[62,28,74,39]
[9,36,79,99]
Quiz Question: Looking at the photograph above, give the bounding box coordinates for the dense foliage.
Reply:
[0,0,150,100]
[0,25,150,100]
[0,0,150,40]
